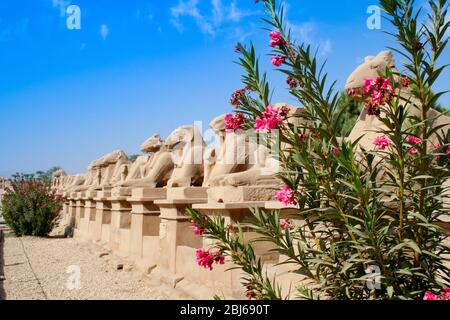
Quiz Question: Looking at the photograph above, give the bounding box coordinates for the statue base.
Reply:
[208,186,277,203]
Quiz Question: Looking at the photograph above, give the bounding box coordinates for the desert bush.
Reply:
[1,173,62,237]
[187,0,450,300]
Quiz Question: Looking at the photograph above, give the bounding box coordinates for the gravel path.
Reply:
[0,234,194,300]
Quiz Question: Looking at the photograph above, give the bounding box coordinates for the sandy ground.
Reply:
[0,233,194,300]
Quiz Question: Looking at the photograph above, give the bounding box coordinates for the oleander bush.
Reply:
[1,173,62,237]
[187,0,450,300]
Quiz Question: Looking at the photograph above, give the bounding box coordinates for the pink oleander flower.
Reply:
[363,76,394,111]
[424,291,440,300]
[381,78,393,91]
[215,255,225,265]
[254,104,286,133]
[407,136,422,145]
[332,147,341,156]
[363,77,375,93]
[347,88,356,98]
[196,249,214,270]
[196,249,224,271]
[269,31,285,47]
[401,76,411,88]
[275,186,297,207]
[409,147,419,155]
[225,113,247,132]
[192,223,204,236]
[280,218,295,231]
[287,75,301,89]
[365,102,381,116]
[373,135,391,150]
[299,133,309,143]
[230,88,246,108]
[254,117,282,133]
[271,55,286,67]
[371,90,383,105]
[443,288,450,300]
[434,144,443,160]
[245,285,257,300]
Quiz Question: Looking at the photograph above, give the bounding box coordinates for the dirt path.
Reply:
[0,234,195,300]
[0,229,6,299]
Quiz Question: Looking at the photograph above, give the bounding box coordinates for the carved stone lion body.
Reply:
[118,134,174,188]
[166,125,205,187]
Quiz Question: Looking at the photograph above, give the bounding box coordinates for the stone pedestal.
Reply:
[154,187,207,282]
[193,201,279,261]
[93,191,112,244]
[77,193,89,238]
[207,186,277,203]
[83,191,97,241]
[191,200,281,298]
[128,188,167,273]
[72,194,85,238]
[62,199,71,225]
[108,192,132,256]
[111,186,132,198]
[68,198,78,229]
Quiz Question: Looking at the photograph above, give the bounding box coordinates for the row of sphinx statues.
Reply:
[53,50,450,196]
[52,104,304,194]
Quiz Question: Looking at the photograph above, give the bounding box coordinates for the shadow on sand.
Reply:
[0,229,6,300]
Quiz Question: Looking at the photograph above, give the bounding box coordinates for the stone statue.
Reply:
[65,174,86,192]
[96,150,129,189]
[205,104,305,187]
[345,50,450,150]
[203,114,251,187]
[166,125,205,187]
[69,161,99,192]
[117,134,174,188]
[52,169,67,189]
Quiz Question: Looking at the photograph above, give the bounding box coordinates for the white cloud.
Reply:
[319,39,332,57]
[227,26,256,42]
[211,0,224,26]
[170,0,253,36]
[170,0,214,35]
[286,21,332,56]
[281,2,332,57]
[52,0,71,17]
[228,2,243,22]
[100,24,109,40]
[288,22,314,43]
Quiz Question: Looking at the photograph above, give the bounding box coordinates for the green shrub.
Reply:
[1,174,62,237]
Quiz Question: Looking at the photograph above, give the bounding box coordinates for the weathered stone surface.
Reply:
[166,125,206,188]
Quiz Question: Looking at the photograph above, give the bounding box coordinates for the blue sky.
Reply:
[0,0,449,176]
